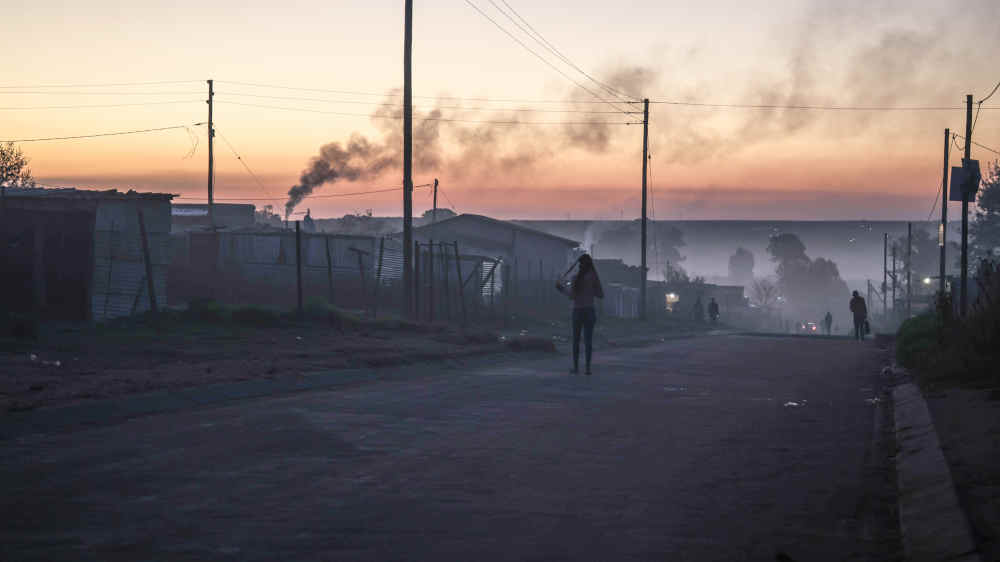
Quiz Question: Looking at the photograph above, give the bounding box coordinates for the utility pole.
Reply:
[206,79,215,229]
[639,98,649,320]
[882,233,888,316]
[402,0,414,318]
[891,243,897,315]
[906,222,912,319]
[432,178,438,223]
[960,94,972,316]
[940,128,949,296]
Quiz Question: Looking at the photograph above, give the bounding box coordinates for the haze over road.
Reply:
[1,335,899,560]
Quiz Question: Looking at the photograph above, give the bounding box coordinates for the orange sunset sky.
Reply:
[3,0,998,220]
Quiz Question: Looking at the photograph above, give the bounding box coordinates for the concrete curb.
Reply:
[893,377,981,562]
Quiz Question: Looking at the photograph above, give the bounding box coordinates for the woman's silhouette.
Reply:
[556,254,604,375]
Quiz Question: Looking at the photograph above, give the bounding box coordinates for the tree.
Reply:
[728,247,754,286]
[1,142,35,190]
[751,277,779,309]
[421,207,456,221]
[767,232,850,321]
[972,161,1000,264]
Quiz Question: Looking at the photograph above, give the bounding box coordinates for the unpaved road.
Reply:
[0,335,900,561]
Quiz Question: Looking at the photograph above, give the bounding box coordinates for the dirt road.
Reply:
[0,335,900,561]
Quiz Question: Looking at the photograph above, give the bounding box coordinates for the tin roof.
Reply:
[2,187,174,201]
[413,213,580,247]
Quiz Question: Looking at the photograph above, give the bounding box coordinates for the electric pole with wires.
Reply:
[640,98,649,320]
[940,128,949,296]
[960,94,972,316]
[207,79,215,229]
[402,0,414,319]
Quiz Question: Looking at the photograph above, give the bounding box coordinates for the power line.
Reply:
[0,100,202,111]
[0,80,201,89]
[645,99,999,111]
[216,129,280,202]
[218,80,643,104]
[217,100,642,125]
[954,134,1000,156]
[488,0,636,102]
[970,80,1000,138]
[217,91,638,114]
[0,90,204,96]
[437,185,459,213]
[1,122,205,143]
[177,183,433,202]
[461,0,631,115]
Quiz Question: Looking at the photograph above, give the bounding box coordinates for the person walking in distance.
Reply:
[707,297,720,325]
[823,311,833,336]
[555,254,604,375]
[849,291,868,341]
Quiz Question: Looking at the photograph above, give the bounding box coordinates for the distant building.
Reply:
[408,214,580,280]
[171,203,255,232]
[1,187,173,321]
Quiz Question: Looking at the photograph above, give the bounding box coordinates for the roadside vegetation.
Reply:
[896,261,999,387]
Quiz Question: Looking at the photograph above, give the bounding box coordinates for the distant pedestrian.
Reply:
[707,297,720,325]
[823,311,833,335]
[692,297,704,323]
[849,291,868,341]
[555,254,604,375]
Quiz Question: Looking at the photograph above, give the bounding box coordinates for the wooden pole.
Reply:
[428,239,435,323]
[207,79,215,229]
[960,94,972,316]
[373,237,384,318]
[414,241,420,320]
[325,236,334,305]
[137,209,158,316]
[882,233,888,317]
[295,221,303,318]
[453,242,466,326]
[441,242,451,321]
[640,98,649,320]
[432,178,439,223]
[940,128,949,296]
[906,221,912,318]
[402,0,414,318]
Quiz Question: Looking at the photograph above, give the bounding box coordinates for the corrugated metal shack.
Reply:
[168,228,377,309]
[1,187,173,322]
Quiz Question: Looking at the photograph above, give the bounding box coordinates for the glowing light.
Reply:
[923,277,932,285]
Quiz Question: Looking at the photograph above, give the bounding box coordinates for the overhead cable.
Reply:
[0,100,202,111]
[461,0,631,115]
[1,122,205,143]
[217,100,642,125]
[217,91,638,114]
[489,0,636,102]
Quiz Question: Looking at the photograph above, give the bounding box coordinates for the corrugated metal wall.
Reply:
[91,200,171,322]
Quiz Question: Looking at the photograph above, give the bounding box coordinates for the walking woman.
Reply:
[556,254,604,375]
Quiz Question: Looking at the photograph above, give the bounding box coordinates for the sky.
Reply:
[2,0,999,220]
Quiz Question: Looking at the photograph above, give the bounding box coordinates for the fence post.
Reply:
[136,209,158,317]
[503,263,509,328]
[373,237,384,319]
[325,236,334,305]
[295,221,303,319]
[441,243,451,321]
[428,239,435,323]
[453,241,466,327]
[414,241,421,320]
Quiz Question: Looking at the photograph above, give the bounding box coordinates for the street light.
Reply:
[923,277,932,285]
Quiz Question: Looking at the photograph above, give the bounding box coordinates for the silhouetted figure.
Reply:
[692,297,704,323]
[849,291,868,341]
[823,311,833,335]
[555,254,604,375]
[707,297,720,325]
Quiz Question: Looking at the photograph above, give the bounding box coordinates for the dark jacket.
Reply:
[849,296,868,320]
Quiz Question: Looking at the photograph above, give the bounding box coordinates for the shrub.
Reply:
[896,313,938,369]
